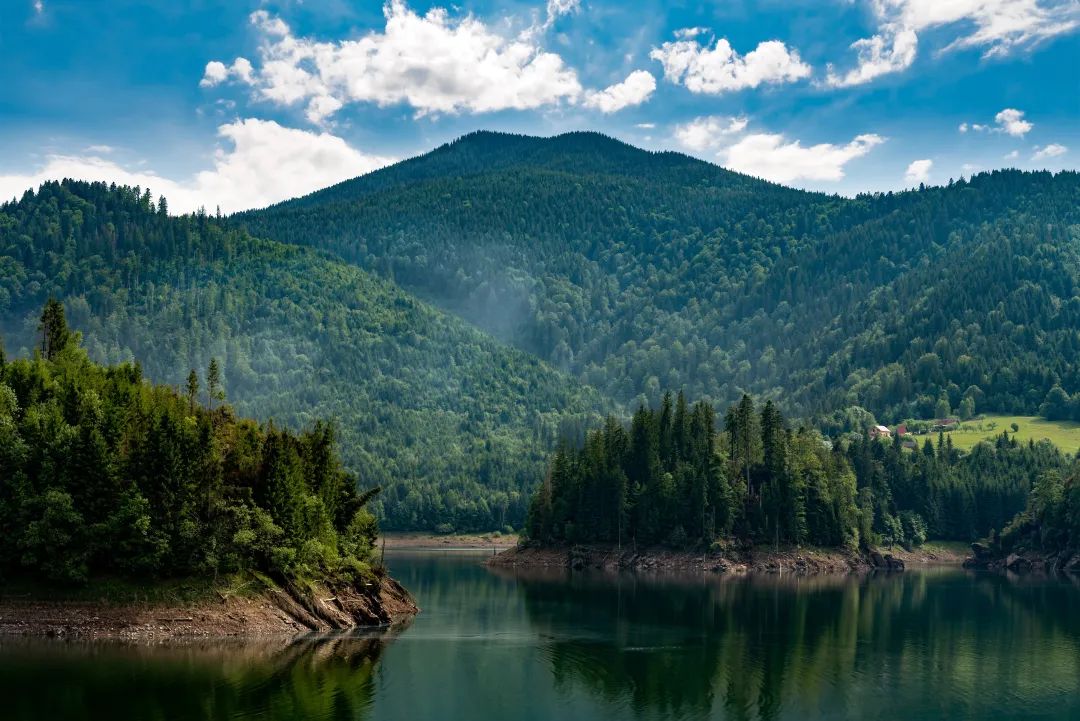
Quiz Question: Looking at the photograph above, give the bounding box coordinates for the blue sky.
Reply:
[1,0,1077,212]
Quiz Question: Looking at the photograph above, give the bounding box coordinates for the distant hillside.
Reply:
[0,180,606,531]
[241,131,1080,423]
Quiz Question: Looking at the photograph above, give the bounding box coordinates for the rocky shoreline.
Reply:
[963,543,1080,573]
[489,542,966,575]
[0,575,418,640]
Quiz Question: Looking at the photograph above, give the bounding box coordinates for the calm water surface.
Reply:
[3,551,1080,720]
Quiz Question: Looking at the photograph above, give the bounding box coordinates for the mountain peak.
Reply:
[254,129,750,213]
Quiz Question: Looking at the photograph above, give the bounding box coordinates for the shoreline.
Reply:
[489,541,968,574]
[381,532,519,550]
[0,574,418,641]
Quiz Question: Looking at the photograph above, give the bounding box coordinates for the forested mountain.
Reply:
[0,181,605,532]
[5,133,1079,536]
[242,131,1080,424]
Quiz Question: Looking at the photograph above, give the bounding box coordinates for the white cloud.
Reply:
[650,33,811,94]
[722,132,885,183]
[83,144,115,154]
[200,58,254,88]
[200,61,228,87]
[1032,143,1068,160]
[635,122,656,129]
[583,70,656,113]
[674,27,708,39]
[904,158,933,184]
[545,0,580,25]
[1004,149,1021,160]
[0,119,394,214]
[960,108,1034,136]
[994,108,1033,136]
[827,0,1079,86]
[673,115,749,152]
[210,3,585,122]
[33,0,43,15]
[825,29,918,87]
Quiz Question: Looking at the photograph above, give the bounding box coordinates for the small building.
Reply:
[869,424,892,439]
[895,424,908,436]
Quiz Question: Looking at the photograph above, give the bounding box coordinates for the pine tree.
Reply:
[38,298,72,360]
[207,358,222,412]
[186,369,199,414]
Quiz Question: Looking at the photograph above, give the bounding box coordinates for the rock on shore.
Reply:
[963,543,1080,573]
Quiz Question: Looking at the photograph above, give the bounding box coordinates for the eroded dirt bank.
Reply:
[0,576,417,640]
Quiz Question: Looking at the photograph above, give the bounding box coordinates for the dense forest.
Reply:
[0,181,605,532]
[5,133,1080,535]
[1001,466,1080,557]
[243,131,1080,424]
[0,300,380,583]
[526,393,1070,548]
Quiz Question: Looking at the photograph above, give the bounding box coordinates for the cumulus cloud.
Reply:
[961,108,1034,136]
[1004,149,1021,160]
[206,2,586,122]
[1032,143,1068,160]
[994,108,1033,136]
[650,33,811,94]
[0,119,394,214]
[722,132,885,183]
[904,158,933,184]
[673,115,749,152]
[583,70,656,113]
[200,58,254,87]
[827,0,1079,86]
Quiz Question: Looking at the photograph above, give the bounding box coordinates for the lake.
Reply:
[3,551,1080,720]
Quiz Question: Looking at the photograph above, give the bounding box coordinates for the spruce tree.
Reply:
[186,369,199,414]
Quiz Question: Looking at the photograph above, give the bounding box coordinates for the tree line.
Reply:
[0,300,380,584]
[527,392,1071,549]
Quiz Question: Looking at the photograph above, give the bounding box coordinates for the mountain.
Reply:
[0,180,606,532]
[241,131,1080,424]
[5,133,1080,534]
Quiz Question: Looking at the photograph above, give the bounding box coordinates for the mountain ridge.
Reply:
[241,130,1080,424]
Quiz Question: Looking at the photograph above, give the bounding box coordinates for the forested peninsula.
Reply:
[497,392,1077,573]
[0,301,416,637]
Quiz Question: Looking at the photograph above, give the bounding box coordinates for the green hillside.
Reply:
[0,180,606,531]
[242,131,1080,424]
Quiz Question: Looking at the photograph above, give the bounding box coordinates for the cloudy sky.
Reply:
[1,0,1077,212]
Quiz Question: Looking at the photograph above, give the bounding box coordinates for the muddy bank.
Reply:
[490,542,967,575]
[0,575,417,640]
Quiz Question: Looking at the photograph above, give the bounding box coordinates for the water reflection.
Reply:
[3,556,1080,721]
[0,630,400,721]
[496,566,1080,720]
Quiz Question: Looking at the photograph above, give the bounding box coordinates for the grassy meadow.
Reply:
[931,415,1080,453]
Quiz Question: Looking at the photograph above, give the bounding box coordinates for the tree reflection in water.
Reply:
[497,566,1080,720]
[0,627,403,721]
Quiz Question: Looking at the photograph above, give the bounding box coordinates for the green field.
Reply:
[933,415,1080,453]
